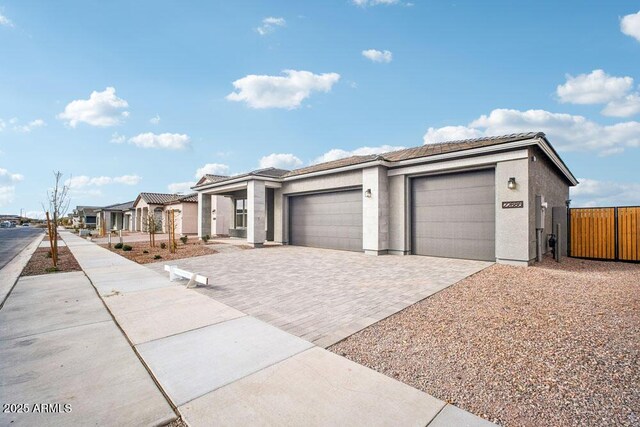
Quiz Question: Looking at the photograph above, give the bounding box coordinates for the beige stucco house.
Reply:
[131,192,222,235]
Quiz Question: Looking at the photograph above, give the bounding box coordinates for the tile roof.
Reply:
[194,132,571,187]
[99,201,135,211]
[283,132,544,177]
[138,192,198,205]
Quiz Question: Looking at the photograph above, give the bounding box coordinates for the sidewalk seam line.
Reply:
[0,319,113,342]
[63,233,180,423]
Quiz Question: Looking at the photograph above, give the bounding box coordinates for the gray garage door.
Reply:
[412,169,495,261]
[289,190,362,251]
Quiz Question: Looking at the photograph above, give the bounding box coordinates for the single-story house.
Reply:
[96,201,135,234]
[71,206,100,229]
[132,192,217,235]
[192,132,577,266]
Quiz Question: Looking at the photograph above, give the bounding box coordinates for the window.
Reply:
[235,198,247,228]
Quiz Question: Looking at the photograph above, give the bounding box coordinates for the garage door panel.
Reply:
[290,190,362,252]
[412,170,495,261]
[413,221,495,241]
[412,204,495,223]
[413,186,494,207]
[414,238,495,261]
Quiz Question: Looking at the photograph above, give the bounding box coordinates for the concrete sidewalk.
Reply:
[61,231,495,426]
[0,269,175,425]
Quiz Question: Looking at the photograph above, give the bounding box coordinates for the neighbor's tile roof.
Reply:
[167,193,198,203]
[283,132,544,177]
[139,192,181,204]
[99,201,135,211]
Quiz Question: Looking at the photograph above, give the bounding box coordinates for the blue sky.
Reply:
[1,1,639,216]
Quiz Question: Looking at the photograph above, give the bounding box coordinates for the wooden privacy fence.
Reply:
[569,207,640,262]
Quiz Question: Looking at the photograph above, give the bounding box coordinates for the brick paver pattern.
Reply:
[146,246,491,347]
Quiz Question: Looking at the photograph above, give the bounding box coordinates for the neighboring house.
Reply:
[132,192,220,235]
[192,132,578,266]
[71,206,100,229]
[96,201,135,233]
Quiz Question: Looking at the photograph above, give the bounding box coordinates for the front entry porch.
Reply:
[198,180,276,247]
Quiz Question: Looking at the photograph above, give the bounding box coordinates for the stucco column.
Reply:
[273,188,285,244]
[362,166,389,255]
[247,180,266,247]
[198,192,211,239]
[495,158,530,265]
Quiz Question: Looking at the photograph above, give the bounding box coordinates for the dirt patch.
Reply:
[21,247,82,276]
[330,256,640,427]
[100,240,218,264]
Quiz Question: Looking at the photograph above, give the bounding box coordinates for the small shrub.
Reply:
[160,242,167,249]
[114,242,123,249]
[45,266,59,273]
[153,255,162,260]
[143,250,149,254]
[122,245,132,251]
[180,235,188,245]
[202,234,210,243]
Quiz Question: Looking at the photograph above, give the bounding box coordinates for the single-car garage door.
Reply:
[412,169,495,261]
[289,189,362,251]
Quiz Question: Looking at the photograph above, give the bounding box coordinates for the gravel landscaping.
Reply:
[21,247,82,276]
[330,256,640,427]
[100,240,218,264]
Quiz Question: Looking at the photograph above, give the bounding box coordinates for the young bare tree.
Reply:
[145,214,157,247]
[43,171,71,268]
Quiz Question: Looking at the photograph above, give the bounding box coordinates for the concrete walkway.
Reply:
[0,236,175,425]
[59,231,495,426]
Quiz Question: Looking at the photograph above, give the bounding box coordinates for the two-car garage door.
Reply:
[289,190,362,252]
[287,169,495,260]
[411,169,496,261]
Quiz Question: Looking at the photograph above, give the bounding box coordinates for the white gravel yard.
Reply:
[330,256,640,427]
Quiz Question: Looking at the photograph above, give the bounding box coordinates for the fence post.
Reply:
[567,208,571,257]
[614,207,618,261]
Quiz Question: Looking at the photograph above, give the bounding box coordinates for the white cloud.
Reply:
[167,181,196,193]
[601,93,640,117]
[14,118,46,133]
[110,132,126,144]
[128,132,190,149]
[113,175,142,185]
[256,17,286,35]
[556,69,640,118]
[0,168,24,182]
[195,163,229,178]
[0,13,14,28]
[0,186,15,206]
[423,125,484,143]
[149,114,161,125]
[362,49,393,63]
[226,70,340,109]
[571,178,640,207]
[557,70,633,104]
[58,87,129,127]
[621,11,640,42]
[65,174,141,188]
[422,108,640,155]
[259,153,303,170]
[312,145,405,164]
[352,0,400,6]
[0,119,5,131]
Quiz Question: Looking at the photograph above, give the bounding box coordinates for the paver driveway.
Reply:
[147,246,492,347]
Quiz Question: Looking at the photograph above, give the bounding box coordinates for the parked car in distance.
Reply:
[21,223,30,226]
[1,221,12,228]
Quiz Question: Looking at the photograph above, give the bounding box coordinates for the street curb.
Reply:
[0,232,44,309]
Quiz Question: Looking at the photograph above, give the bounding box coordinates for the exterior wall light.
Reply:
[508,177,517,190]
[364,189,372,198]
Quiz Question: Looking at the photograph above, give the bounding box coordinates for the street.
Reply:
[0,227,43,270]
